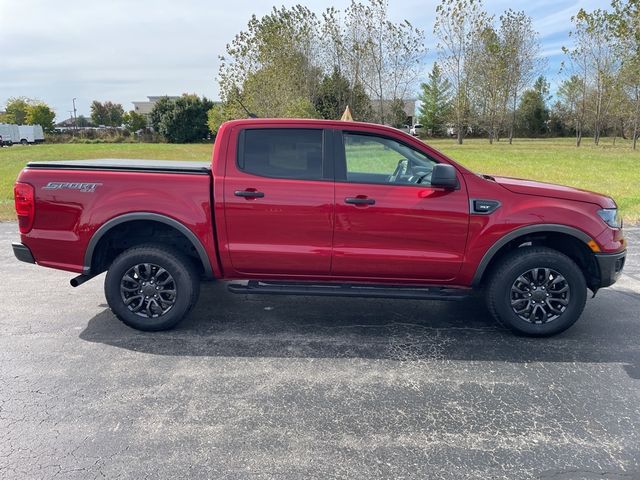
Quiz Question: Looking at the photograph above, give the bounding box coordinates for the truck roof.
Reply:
[222,117,406,132]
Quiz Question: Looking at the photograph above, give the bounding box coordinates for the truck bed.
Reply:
[26,159,211,175]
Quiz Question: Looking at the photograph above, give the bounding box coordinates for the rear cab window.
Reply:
[237,129,324,180]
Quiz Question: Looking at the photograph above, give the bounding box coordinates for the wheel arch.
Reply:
[472,224,599,289]
[84,212,214,278]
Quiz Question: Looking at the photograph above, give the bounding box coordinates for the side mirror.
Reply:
[430,164,459,189]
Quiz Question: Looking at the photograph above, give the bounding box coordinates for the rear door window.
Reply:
[238,129,324,180]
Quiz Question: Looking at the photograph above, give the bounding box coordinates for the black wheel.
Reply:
[20,139,28,145]
[486,247,587,336]
[105,244,200,331]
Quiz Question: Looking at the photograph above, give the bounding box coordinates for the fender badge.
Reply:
[43,182,102,193]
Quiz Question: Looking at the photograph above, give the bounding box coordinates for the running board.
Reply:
[227,280,470,301]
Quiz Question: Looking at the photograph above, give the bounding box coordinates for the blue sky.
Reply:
[0,0,607,121]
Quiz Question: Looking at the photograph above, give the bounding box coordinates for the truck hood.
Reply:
[491,175,616,209]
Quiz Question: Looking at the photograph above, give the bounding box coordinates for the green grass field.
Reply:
[1,138,639,222]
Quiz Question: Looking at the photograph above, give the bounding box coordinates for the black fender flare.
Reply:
[471,224,593,286]
[83,212,214,278]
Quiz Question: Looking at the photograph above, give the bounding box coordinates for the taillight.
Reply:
[14,182,35,233]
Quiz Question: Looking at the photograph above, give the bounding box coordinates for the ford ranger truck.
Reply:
[12,119,626,336]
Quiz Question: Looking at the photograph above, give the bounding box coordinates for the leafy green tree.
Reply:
[418,63,451,135]
[434,0,488,144]
[90,101,108,126]
[107,102,124,127]
[149,97,175,132]
[4,97,31,124]
[25,103,55,132]
[314,68,372,121]
[151,94,213,143]
[517,76,550,136]
[468,24,509,143]
[323,0,426,124]
[123,110,147,132]
[207,104,232,135]
[556,75,586,142]
[90,101,124,127]
[500,10,540,144]
[219,3,423,126]
[218,6,322,120]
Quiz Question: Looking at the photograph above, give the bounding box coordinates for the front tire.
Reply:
[486,247,587,336]
[105,244,200,331]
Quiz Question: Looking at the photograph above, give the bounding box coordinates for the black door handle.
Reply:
[235,190,265,198]
[345,197,375,205]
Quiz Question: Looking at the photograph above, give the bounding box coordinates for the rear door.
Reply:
[332,130,469,282]
[223,127,334,276]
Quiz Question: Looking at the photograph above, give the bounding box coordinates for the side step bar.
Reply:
[227,280,470,301]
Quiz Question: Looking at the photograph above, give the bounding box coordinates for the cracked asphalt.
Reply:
[1,222,639,479]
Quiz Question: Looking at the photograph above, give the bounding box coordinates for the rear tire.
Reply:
[105,244,200,331]
[486,247,587,336]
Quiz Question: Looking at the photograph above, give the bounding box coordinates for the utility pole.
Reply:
[72,98,78,131]
[68,110,75,136]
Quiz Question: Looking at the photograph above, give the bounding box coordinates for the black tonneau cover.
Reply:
[26,159,211,175]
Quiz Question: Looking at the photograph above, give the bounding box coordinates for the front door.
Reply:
[224,127,334,276]
[332,131,469,282]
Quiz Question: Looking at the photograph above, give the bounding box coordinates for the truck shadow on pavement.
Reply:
[79,281,640,378]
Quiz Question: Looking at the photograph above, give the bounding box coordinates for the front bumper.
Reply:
[12,242,35,264]
[594,250,626,288]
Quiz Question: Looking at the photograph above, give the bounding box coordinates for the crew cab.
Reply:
[12,119,626,336]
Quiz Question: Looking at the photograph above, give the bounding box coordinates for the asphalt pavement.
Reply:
[0,222,639,479]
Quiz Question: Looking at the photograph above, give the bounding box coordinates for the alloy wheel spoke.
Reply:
[517,275,531,286]
[125,294,143,305]
[123,274,139,285]
[541,268,551,286]
[544,299,564,314]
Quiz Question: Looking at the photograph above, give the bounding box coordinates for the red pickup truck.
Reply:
[12,119,626,336]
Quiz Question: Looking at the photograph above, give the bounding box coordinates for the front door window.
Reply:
[343,133,437,186]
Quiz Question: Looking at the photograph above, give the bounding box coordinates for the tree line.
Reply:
[211,0,639,149]
[559,0,639,148]
[422,0,639,148]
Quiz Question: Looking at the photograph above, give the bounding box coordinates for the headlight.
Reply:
[597,208,622,229]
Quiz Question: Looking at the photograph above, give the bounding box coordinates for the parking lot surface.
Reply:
[1,222,639,479]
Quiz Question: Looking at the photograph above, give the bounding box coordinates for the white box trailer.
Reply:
[16,125,44,144]
[33,124,44,143]
[18,125,36,144]
[9,124,20,143]
[0,124,44,145]
[0,123,20,146]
